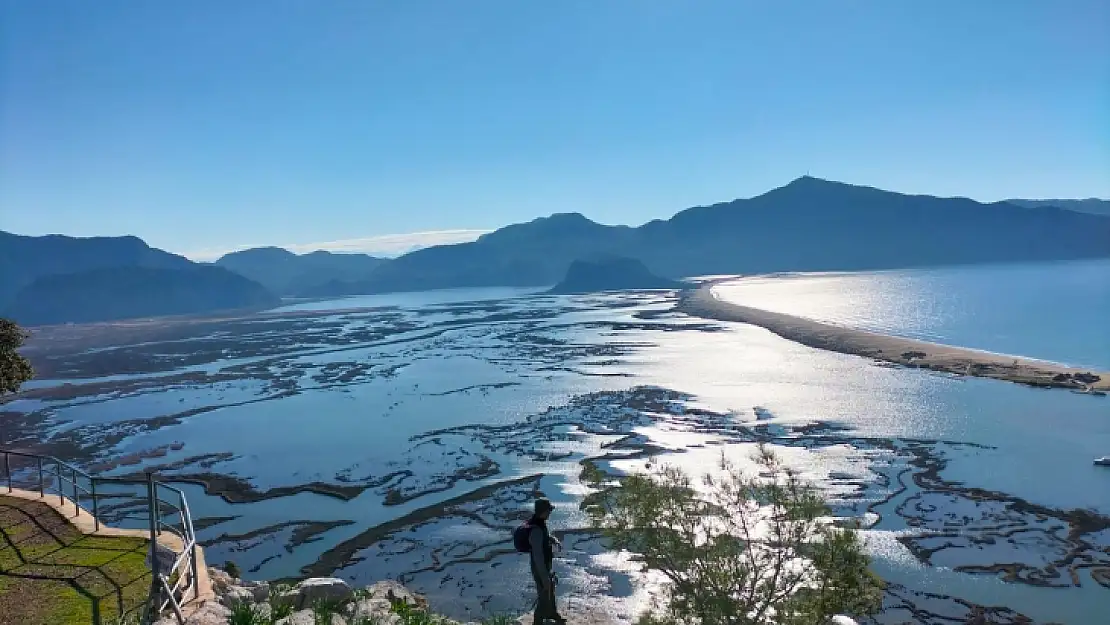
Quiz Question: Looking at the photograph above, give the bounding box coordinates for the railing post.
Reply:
[4,452,10,493]
[146,471,160,622]
[37,457,44,497]
[186,492,198,599]
[72,468,79,516]
[91,479,100,532]
[152,483,161,536]
[57,462,64,505]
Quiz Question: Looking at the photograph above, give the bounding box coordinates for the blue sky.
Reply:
[2,1,1107,260]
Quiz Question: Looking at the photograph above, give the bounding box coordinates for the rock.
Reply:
[153,600,232,625]
[207,567,235,593]
[345,580,429,625]
[277,609,347,625]
[275,610,314,625]
[284,577,354,610]
[831,617,859,625]
[242,579,271,603]
[369,580,428,610]
[217,584,256,607]
[348,598,401,625]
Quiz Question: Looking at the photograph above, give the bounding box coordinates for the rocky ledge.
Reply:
[158,568,628,625]
[156,568,447,625]
[157,567,862,625]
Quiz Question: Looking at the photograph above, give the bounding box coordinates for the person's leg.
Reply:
[547,572,563,623]
[531,562,553,623]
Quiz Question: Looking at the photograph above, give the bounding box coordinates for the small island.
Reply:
[548,256,687,294]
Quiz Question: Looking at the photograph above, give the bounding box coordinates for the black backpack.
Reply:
[512,521,534,553]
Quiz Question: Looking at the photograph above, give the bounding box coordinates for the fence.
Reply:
[1,447,200,624]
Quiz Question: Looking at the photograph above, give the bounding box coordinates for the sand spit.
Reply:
[679,283,1109,393]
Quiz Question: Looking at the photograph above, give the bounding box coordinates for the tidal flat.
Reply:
[4,286,1108,623]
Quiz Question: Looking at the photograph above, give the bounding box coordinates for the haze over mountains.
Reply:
[1005,198,1110,217]
[213,247,387,296]
[4,177,1109,325]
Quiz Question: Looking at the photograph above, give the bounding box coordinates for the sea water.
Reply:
[711,259,1110,369]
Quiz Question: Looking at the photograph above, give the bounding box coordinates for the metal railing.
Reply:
[1,447,200,625]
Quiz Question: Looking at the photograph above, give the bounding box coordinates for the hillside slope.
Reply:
[6,265,279,325]
[215,247,387,295]
[0,231,194,306]
[549,256,686,294]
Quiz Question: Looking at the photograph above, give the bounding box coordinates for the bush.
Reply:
[587,445,883,625]
[227,601,267,625]
[0,319,33,395]
[269,583,295,621]
[222,560,242,579]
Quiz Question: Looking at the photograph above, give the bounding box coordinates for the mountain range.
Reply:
[0,231,278,325]
[1005,198,1110,217]
[309,177,1110,295]
[213,247,387,296]
[4,177,1109,325]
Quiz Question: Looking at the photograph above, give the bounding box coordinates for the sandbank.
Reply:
[679,282,1109,393]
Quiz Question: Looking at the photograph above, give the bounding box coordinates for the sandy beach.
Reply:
[679,282,1110,393]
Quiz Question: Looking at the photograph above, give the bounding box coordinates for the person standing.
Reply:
[522,498,564,624]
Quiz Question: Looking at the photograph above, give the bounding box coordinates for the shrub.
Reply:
[587,444,883,625]
[227,601,267,625]
[222,560,242,579]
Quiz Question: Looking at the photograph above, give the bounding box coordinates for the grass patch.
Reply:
[0,495,152,625]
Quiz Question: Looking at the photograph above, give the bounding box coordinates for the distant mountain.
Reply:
[5,266,279,326]
[0,230,194,306]
[331,177,1110,294]
[1,231,278,325]
[215,247,387,296]
[1006,198,1110,217]
[549,256,687,294]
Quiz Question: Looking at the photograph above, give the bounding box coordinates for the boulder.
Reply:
[277,609,347,625]
[346,580,429,625]
[218,583,256,607]
[348,599,401,625]
[153,600,231,625]
[207,567,235,593]
[242,579,272,603]
[282,577,354,610]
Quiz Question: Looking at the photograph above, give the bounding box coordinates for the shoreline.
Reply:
[678,282,1109,393]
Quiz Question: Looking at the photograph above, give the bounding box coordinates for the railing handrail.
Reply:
[1,448,154,484]
[1,446,200,625]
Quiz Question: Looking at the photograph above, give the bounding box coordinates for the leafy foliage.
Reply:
[269,582,295,621]
[0,318,32,395]
[587,445,883,625]
[313,597,344,625]
[391,597,445,625]
[222,560,242,579]
[228,600,267,625]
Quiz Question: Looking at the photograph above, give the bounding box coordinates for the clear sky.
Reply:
[2,1,1108,260]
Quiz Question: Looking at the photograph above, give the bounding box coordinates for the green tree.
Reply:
[1,318,33,395]
[587,445,883,625]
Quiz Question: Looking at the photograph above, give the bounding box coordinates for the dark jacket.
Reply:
[528,516,553,571]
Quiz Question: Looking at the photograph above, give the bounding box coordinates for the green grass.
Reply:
[0,495,152,625]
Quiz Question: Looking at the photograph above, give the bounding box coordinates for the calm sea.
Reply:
[712,259,1110,369]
